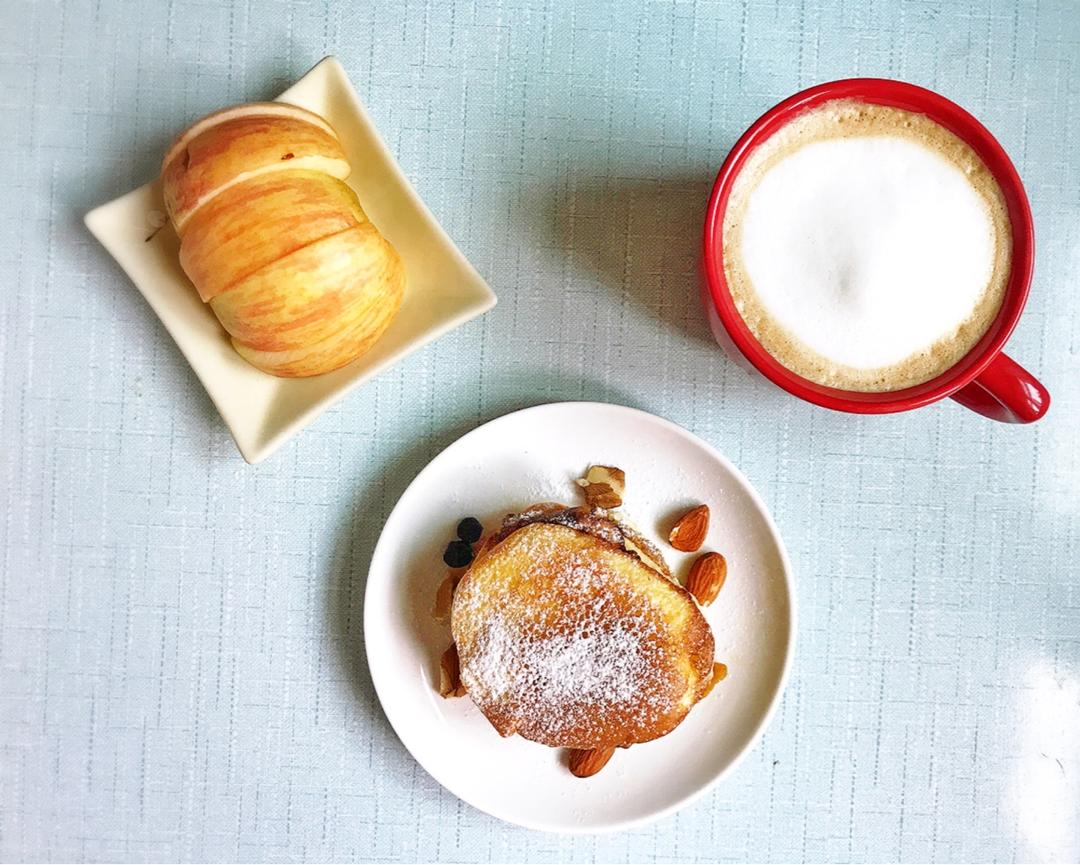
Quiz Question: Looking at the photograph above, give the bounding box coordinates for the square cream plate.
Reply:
[85,56,496,463]
[365,402,795,832]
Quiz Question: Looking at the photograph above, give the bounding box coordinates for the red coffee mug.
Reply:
[702,79,1050,423]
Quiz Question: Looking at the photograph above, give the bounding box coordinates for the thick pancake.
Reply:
[488,504,674,581]
[451,506,715,749]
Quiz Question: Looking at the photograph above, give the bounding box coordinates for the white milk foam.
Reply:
[723,101,1010,392]
[742,137,992,367]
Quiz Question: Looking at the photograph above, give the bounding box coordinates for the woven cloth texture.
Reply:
[1,0,1079,861]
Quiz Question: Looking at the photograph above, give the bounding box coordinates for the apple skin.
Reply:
[162,107,350,233]
[179,170,367,302]
[208,222,405,375]
[162,102,406,378]
[162,103,339,165]
[230,297,403,378]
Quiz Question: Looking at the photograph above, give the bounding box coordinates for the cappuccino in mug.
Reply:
[722,100,1011,392]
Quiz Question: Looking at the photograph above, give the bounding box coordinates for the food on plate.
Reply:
[664,502,727,605]
[434,467,728,777]
[668,504,710,552]
[685,551,727,606]
[432,572,459,623]
[442,539,474,568]
[452,505,715,754]
[442,515,484,567]
[700,662,728,700]
[455,517,484,544]
[160,102,405,377]
[438,643,466,697]
[567,746,615,778]
[575,464,626,509]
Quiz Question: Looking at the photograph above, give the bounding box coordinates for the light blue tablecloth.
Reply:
[2,0,1078,861]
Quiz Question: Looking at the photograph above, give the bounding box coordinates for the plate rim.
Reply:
[363,400,797,833]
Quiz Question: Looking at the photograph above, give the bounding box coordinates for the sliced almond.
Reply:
[703,661,728,697]
[432,572,458,622]
[438,643,467,697]
[685,551,727,606]
[567,746,616,778]
[668,504,710,552]
[575,465,626,509]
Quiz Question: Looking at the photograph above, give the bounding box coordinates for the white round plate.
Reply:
[364,402,795,833]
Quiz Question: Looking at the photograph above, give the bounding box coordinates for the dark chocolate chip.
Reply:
[443,540,474,568]
[456,517,483,544]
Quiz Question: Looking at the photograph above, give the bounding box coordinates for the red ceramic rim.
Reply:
[702,78,1035,414]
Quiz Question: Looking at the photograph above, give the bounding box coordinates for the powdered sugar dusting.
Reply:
[452,519,699,748]
[476,611,654,706]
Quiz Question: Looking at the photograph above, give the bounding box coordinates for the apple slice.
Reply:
[162,103,338,163]
[161,103,350,233]
[230,296,404,378]
[208,222,405,359]
[179,170,367,302]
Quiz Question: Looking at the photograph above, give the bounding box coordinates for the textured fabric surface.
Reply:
[2,0,1079,862]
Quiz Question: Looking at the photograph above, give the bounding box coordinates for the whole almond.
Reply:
[668,504,710,552]
[567,746,616,778]
[685,551,726,606]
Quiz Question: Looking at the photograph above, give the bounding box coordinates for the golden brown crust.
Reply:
[488,503,674,580]
[451,505,714,750]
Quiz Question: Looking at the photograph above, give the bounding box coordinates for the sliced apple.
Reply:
[208,222,405,362]
[178,170,367,302]
[162,103,339,166]
[161,103,350,233]
[160,101,407,378]
[230,294,404,378]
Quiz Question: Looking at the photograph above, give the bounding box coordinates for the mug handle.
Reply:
[950,352,1050,423]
